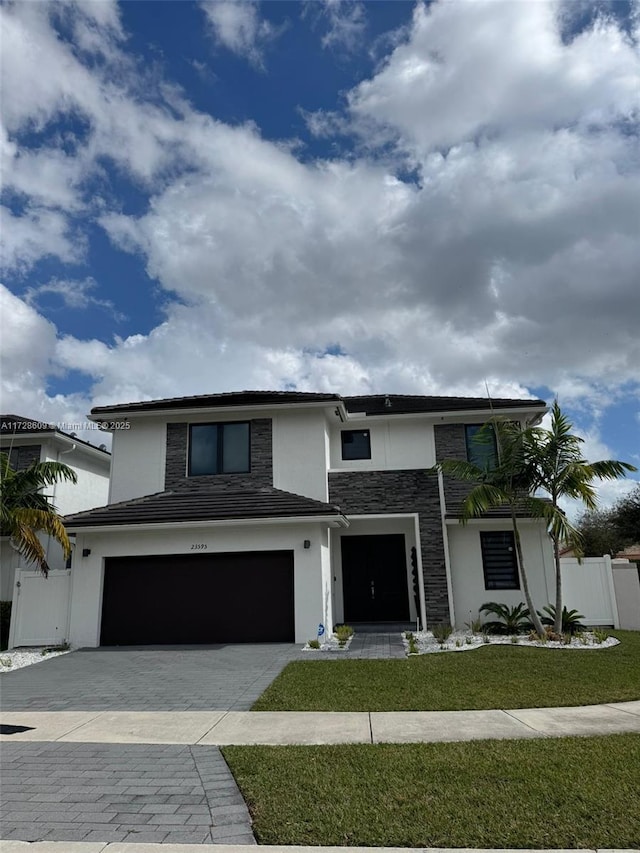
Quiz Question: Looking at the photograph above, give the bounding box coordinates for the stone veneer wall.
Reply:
[328,470,450,625]
[7,445,42,471]
[434,423,474,511]
[165,419,273,491]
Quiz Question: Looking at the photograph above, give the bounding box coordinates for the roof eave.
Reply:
[90,400,346,424]
[347,404,547,422]
[67,514,350,533]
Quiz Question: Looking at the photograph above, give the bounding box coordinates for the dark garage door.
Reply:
[101,551,294,645]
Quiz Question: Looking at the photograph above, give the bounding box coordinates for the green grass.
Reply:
[253,630,640,711]
[223,734,640,847]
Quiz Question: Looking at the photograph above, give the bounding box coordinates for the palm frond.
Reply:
[460,483,509,520]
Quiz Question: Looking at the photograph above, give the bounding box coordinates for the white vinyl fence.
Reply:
[560,556,640,629]
[8,569,71,647]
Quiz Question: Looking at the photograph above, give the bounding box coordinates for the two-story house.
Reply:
[62,391,556,647]
[1,415,111,601]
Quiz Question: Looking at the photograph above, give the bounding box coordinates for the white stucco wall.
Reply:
[329,419,434,471]
[108,422,166,503]
[68,522,330,647]
[1,441,110,598]
[330,516,419,625]
[272,410,329,501]
[42,443,110,516]
[447,520,555,629]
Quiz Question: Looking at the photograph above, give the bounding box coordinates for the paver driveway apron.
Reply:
[0,644,302,712]
[0,644,300,845]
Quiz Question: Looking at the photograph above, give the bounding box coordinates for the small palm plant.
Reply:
[480,602,531,635]
[538,604,585,635]
[0,451,77,576]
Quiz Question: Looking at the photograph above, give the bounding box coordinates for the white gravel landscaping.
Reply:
[403,629,619,655]
[302,632,354,651]
[0,646,73,672]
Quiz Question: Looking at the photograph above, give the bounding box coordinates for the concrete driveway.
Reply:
[0,644,302,712]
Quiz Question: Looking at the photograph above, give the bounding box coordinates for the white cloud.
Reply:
[200,1,279,67]
[0,206,83,273]
[24,277,126,320]
[319,1,367,53]
[348,0,639,157]
[0,0,639,463]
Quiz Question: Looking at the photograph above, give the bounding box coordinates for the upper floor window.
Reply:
[341,429,371,460]
[480,531,520,590]
[189,423,250,476]
[465,424,497,471]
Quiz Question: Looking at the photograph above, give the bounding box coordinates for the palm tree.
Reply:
[0,451,77,577]
[526,401,636,634]
[435,418,547,636]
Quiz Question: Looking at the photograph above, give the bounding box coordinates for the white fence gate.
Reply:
[560,556,619,627]
[8,569,71,648]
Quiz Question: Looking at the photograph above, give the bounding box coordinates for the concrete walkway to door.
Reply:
[0,644,304,712]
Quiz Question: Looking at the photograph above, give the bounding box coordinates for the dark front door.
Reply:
[341,534,410,623]
[100,551,294,645]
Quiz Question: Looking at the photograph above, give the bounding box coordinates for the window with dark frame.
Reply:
[341,429,371,460]
[465,423,497,470]
[188,422,250,475]
[480,531,520,590]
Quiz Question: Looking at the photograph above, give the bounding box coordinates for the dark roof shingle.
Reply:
[65,486,345,528]
[343,395,546,416]
[90,390,545,418]
[91,391,341,415]
[0,414,110,455]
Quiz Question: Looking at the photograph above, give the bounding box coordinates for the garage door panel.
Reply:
[101,551,294,645]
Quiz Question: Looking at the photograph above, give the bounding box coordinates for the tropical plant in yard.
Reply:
[525,401,636,633]
[0,451,77,577]
[480,601,531,634]
[433,419,547,636]
[435,405,636,637]
[538,604,585,635]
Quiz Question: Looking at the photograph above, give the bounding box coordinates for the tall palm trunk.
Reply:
[553,536,563,634]
[511,509,545,637]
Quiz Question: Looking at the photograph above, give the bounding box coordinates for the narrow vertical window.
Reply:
[480,531,520,590]
[465,424,497,471]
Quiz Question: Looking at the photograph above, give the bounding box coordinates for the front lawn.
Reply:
[253,629,640,711]
[223,734,640,848]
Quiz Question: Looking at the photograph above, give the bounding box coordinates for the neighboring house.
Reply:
[63,391,556,647]
[0,415,111,601]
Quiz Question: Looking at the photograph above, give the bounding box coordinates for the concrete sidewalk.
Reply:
[2,701,640,745]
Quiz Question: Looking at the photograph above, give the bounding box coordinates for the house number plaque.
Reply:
[190,544,208,550]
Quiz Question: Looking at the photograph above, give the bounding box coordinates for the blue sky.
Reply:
[1,0,639,508]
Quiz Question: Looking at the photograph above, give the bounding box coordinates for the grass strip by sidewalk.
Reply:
[253,630,640,711]
[224,734,640,848]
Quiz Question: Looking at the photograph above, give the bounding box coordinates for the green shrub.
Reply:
[480,602,531,634]
[538,605,585,634]
[307,639,320,649]
[593,628,610,644]
[432,623,453,645]
[334,625,354,646]
[0,601,11,651]
[405,632,419,655]
[465,616,483,635]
